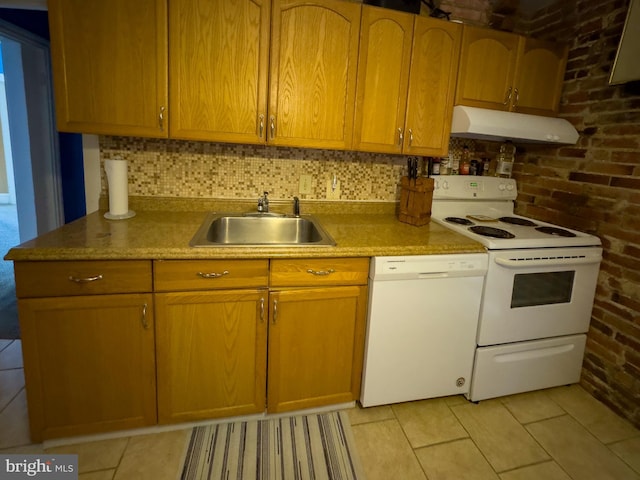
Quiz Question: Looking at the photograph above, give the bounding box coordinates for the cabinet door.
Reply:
[513,38,568,116]
[455,26,521,111]
[404,16,461,156]
[169,0,270,142]
[267,286,367,413]
[19,294,156,442]
[155,290,267,423]
[269,0,361,150]
[48,0,168,137]
[353,6,413,154]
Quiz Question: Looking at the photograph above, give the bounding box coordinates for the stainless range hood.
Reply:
[450,105,580,144]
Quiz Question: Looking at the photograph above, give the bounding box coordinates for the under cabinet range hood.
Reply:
[450,106,580,144]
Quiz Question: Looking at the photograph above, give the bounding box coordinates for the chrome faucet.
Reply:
[293,196,300,217]
[257,191,269,213]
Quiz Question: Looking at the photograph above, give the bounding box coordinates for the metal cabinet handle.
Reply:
[513,88,519,107]
[408,129,413,147]
[503,87,513,106]
[141,303,149,329]
[258,114,264,138]
[270,115,276,139]
[398,127,404,145]
[260,297,265,322]
[68,274,103,283]
[197,270,229,279]
[273,299,278,324]
[306,268,335,276]
[159,106,166,130]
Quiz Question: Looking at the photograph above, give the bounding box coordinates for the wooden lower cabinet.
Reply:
[155,289,268,423]
[267,285,368,413]
[19,294,156,442]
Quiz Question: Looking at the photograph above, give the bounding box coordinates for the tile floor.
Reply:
[1,338,639,479]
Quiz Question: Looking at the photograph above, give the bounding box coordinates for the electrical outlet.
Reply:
[299,175,313,194]
[326,178,341,200]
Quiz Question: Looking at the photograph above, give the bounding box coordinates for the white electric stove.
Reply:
[431,176,602,401]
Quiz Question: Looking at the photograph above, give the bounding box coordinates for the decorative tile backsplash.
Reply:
[99,137,476,203]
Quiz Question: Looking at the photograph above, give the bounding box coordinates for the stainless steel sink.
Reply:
[189,213,336,247]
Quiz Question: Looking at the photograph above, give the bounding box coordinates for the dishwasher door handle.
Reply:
[417,272,450,279]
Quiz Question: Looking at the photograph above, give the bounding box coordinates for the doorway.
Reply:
[0,15,64,339]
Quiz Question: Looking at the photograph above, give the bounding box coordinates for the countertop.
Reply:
[4,199,485,261]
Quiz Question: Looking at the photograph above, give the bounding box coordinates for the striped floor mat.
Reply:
[180,410,365,480]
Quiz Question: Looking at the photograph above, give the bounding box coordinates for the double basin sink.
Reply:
[190,212,336,247]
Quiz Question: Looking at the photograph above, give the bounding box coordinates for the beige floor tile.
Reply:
[547,385,639,444]
[451,400,548,472]
[0,369,24,410]
[527,415,640,480]
[0,443,45,454]
[351,419,427,480]
[347,404,395,425]
[0,339,12,352]
[609,436,640,474]
[113,429,189,480]
[0,340,22,370]
[0,389,31,449]
[443,395,468,406]
[498,461,571,480]
[392,398,468,448]
[46,437,129,474]
[415,438,499,480]
[501,390,565,424]
[79,470,115,480]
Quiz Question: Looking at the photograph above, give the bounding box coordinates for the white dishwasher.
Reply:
[360,254,488,407]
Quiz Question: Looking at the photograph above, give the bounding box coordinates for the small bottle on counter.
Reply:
[431,157,441,175]
[496,140,515,178]
[440,156,450,175]
[481,158,490,176]
[469,159,478,176]
[450,152,460,175]
[459,145,471,175]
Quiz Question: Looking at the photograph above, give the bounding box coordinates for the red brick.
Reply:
[569,171,611,185]
[611,176,640,190]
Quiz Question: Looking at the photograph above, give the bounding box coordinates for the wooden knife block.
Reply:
[398,176,434,226]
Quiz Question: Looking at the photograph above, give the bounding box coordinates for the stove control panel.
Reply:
[434,176,517,200]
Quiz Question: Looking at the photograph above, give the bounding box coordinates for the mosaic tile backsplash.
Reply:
[99,137,476,203]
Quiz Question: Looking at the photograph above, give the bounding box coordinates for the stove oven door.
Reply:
[477,246,602,346]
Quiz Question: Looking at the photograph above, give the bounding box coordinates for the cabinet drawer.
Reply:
[270,258,369,287]
[153,259,269,291]
[14,261,153,298]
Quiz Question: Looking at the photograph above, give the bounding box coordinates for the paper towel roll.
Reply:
[104,158,135,219]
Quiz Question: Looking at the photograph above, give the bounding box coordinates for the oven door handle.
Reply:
[495,255,602,268]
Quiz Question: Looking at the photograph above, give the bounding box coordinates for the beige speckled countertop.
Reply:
[4,198,485,261]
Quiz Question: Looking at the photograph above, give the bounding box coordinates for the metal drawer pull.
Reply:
[408,129,413,146]
[306,268,335,276]
[258,114,264,138]
[260,297,265,322]
[273,299,278,324]
[141,303,149,329]
[68,274,103,283]
[503,86,513,106]
[197,271,229,279]
[159,106,166,130]
[270,115,276,139]
[398,127,404,145]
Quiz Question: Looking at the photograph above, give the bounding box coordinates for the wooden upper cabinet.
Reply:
[269,0,361,150]
[353,6,414,154]
[169,0,271,142]
[404,16,461,156]
[513,37,568,116]
[48,0,168,137]
[455,26,521,111]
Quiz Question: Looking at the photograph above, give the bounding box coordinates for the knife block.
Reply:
[398,176,434,226]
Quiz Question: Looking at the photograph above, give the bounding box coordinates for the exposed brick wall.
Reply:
[513,0,640,428]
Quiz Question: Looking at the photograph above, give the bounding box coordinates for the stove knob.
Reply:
[498,183,506,191]
[441,180,450,190]
[506,183,515,191]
